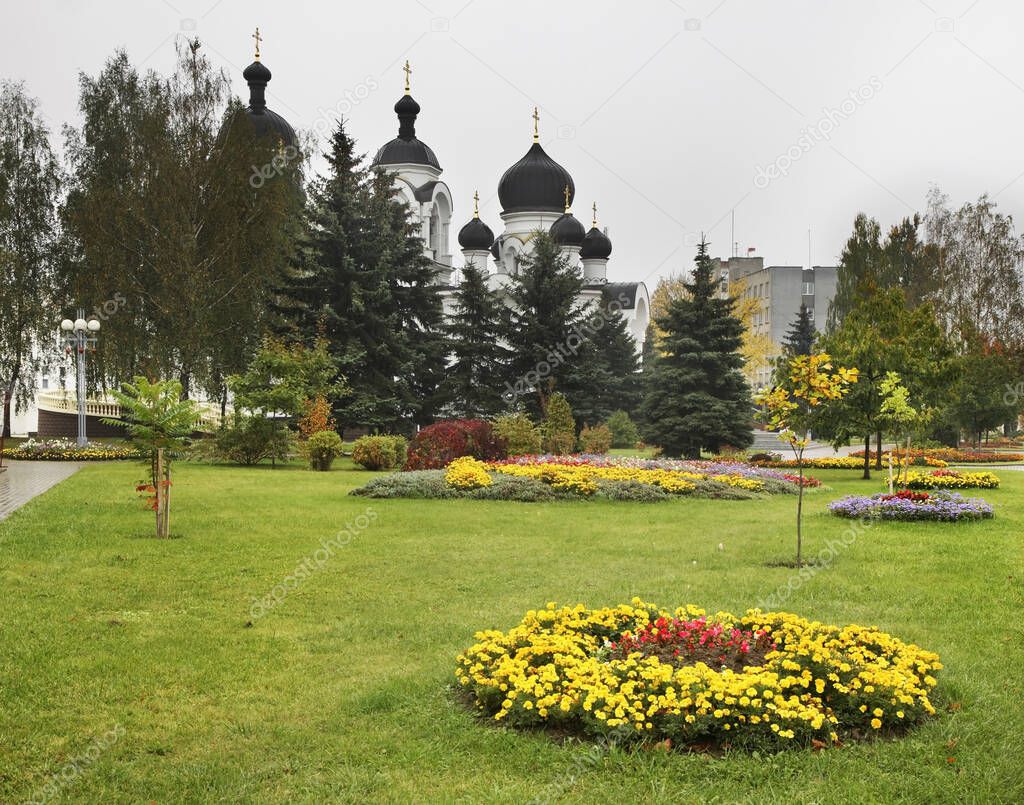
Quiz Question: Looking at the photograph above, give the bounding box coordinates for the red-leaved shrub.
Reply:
[404,419,507,470]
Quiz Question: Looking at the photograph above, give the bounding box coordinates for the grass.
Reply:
[1,459,1022,803]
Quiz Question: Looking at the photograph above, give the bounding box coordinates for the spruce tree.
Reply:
[501,231,589,416]
[287,120,445,433]
[442,264,509,417]
[782,304,816,357]
[640,238,753,458]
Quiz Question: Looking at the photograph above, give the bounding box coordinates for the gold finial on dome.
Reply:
[592,202,598,227]
[473,190,480,219]
[532,106,540,141]
[403,60,412,94]
[252,27,262,61]
[563,184,571,213]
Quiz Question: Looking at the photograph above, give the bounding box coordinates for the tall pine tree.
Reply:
[442,264,509,417]
[501,231,589,416]
[286,119,444,433]
[640,239,753,458]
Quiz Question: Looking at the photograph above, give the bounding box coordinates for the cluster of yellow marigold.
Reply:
[485,463,765,496]
[445,456,493,489]
[903,470,1000,489]
[455,599,942,747]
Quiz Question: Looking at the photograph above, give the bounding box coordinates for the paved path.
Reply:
[0,461,82,522]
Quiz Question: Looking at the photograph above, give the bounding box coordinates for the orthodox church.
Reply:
[367,63,650,352]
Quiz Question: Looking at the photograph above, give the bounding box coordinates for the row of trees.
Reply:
[770,196,1024,476]
[0,42,639,438]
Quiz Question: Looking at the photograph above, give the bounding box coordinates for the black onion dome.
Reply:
[549,212,586,247]
[240,60,296,147]
[458,217,495,250]
[580,226,612,259]
[498,143,574,213]
[372,93,441,170]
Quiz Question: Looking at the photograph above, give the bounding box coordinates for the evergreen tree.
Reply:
[442,264,509,417]
[501,231,589,416]
[782,305,816,357]
[542,392,576,454]
[827,213,885,330]
[564,290,641,423]
[639,238,753,458]
[286,120,445,432]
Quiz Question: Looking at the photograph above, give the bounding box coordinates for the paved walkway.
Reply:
[0,461,82,522]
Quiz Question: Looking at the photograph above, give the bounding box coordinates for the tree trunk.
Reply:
[2,390,11,440]
[796,460,804,566]
[874,429,883,470]
[862,433,871,480]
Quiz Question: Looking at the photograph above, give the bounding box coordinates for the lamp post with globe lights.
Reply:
[60,309,100,447]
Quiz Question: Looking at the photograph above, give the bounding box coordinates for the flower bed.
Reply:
[0,438,142,461]
[751,456,864,470]
[456,600,942,749]
[903,469,999,489]
[851,448,1024,464]
[352,455,811,502]
[828,490,993,521]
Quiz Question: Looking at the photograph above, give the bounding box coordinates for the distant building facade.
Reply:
[712,256,838,388]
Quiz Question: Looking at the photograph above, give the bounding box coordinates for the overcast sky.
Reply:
[3,0,1023,288]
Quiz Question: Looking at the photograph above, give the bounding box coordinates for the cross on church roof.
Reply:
[532,106,539,141]
[403,60,412,93]
[563,184,571,213]
[592,202,598,227]
[252,27,262,61]
[473,190,480,218]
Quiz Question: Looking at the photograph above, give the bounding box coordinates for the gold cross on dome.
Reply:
[592,202,598,227]
[403,60,412,93]
[532,106,540,141]
[473,190,480,218]
[563,184,571,213]
[252,27,262,60]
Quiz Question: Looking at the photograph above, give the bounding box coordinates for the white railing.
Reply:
[36,390,226,431]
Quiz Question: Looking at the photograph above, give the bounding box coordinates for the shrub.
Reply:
[349,470,457,499]
[297,395,336,440]
[212,415,296,465]
[605,410,640,449]
[467,474,556,502]
[492,413,543,457]
[578,424,612,454]
[592,480,669,502]
[307,430,344,471]
[405,419,506,470]
[352,435,408,471]
[542,393,576,455]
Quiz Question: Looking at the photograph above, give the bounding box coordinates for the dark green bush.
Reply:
[605,410,640,449]
[209,415,295,465]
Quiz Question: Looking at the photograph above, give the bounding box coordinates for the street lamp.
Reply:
[60,308,100,447]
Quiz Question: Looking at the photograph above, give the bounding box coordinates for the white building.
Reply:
[370,73,650,351]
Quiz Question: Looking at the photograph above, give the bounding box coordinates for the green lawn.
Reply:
[1,460,1022,803]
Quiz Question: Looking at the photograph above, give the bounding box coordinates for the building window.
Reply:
[807,308,815,322]
[802,281,815,296]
